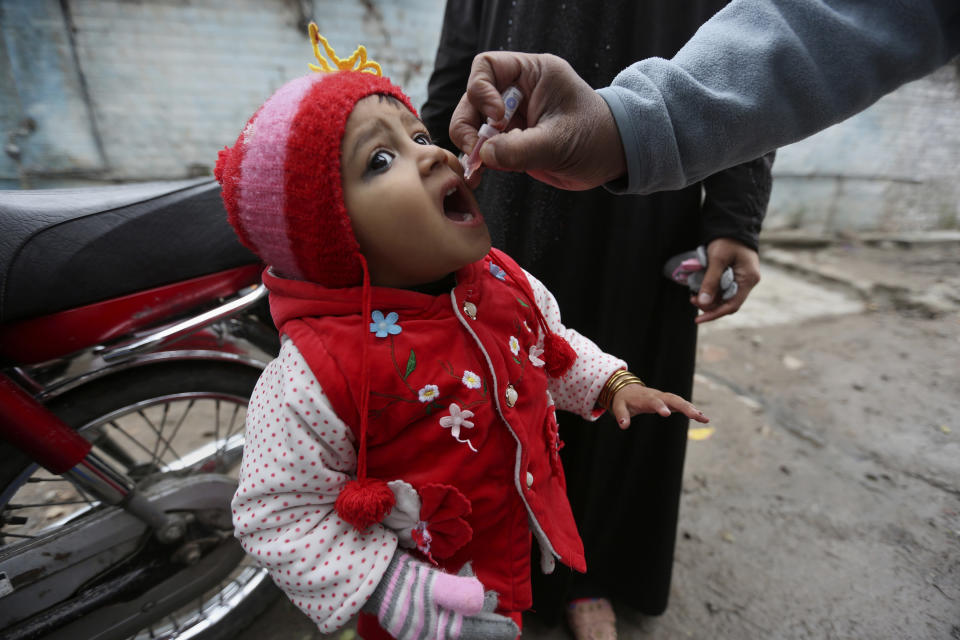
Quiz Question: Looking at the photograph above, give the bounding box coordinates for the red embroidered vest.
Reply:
[265,250,585,612]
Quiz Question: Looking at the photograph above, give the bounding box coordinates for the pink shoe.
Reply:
[566,598,618,640]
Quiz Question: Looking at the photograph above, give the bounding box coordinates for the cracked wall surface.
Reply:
[768,62,960,233]
[0,0,446,187]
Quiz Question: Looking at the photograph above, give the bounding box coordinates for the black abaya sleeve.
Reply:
[421,0,484,153]
[699,151,776,250]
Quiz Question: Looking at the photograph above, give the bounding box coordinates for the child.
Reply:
[219,25,708,640]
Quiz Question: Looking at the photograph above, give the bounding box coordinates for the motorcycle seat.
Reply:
[0,178,260,324]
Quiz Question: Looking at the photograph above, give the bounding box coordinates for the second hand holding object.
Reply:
[460,86,524,179]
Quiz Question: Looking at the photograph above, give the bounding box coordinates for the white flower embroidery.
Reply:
[418,384,440,403]
[439,403,478,452]
[461,370,482,390]
[528,344,545,367]
[509,336,520,356]
[439,403,474,438]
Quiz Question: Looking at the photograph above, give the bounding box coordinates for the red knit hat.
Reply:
[215,26,416,286]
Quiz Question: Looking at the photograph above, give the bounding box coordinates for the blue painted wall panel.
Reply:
[0,0,104,184]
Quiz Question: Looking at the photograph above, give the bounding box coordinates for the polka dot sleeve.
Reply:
[523,270,627,421]
[230,338,398,633]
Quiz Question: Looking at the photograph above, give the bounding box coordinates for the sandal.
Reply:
[566,597,618,640]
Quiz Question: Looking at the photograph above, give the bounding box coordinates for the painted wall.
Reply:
[1,0,958,232]
[0,0,447,187]
[766,62,960,234]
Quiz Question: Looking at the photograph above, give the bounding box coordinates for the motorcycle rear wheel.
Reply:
[0,361,278,640]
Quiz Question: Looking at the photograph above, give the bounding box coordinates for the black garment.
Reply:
[422,0,773,620]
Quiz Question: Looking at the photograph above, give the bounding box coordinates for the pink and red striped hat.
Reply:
[215,64,414,286]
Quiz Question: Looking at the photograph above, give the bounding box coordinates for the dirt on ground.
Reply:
[641,310,960,639]
[237,239,960,640]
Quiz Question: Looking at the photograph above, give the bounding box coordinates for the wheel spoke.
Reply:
[107,419,164,462]
[147,405,163,462]
[215,400,222,449]
[136,408,185,466]
[223,402,243,442]
[154,399,194,465]
[141,405,179,466]
[0,531,36,539]
[73,482,98,506]
[7,500,90,508]
[92,431,140,469]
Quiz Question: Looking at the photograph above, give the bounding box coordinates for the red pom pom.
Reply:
[544,333,577,378]
[214,146,231,184]
[335,478,396,531]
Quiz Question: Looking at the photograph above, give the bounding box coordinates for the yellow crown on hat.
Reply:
[308,22,382,76]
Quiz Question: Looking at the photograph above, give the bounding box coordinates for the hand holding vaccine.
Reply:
[460,86,523,179]
[449,52,626,190]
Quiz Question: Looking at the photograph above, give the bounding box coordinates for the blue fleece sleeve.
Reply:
[598,0,960,195]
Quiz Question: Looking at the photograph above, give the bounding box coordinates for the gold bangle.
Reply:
[597,370,645,411]
[606,375,645,408]
[597,370,629,409]
[609,375,643,396]
[599,372,626,409]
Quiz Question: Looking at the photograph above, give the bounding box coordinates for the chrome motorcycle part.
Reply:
[0,362,277,640]
[100,283,268,363]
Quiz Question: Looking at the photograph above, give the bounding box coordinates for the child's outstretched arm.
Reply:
[521,270,627,420]
[598,369,709,429]
[524,268,707,425]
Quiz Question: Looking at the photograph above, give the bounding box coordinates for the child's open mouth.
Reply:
[442,183,482,225]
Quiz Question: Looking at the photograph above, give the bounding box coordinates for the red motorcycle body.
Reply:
[0,178,279,640]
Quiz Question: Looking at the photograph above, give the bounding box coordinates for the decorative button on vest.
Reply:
[505,384,518,407]
[463,301,477,319]
[525,471,534,488]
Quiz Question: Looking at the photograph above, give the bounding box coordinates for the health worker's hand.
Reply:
[611,384,709,429]
[449,52,626,191]
[692,238,761,324]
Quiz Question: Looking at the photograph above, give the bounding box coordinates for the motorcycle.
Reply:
[0,178,281,639]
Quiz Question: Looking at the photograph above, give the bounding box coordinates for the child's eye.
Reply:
[368,150,395,172]
[413,132,432,145]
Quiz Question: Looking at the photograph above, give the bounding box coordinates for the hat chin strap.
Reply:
[359,253,372,481]
[334,254,397,530]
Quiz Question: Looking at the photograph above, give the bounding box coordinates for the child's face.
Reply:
[341,95,491,287]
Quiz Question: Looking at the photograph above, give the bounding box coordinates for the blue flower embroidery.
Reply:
[489,262,506,281]
[370,310,402,338]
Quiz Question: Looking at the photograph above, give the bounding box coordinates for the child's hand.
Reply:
[364,553,519,640]
[610,384,709,429]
